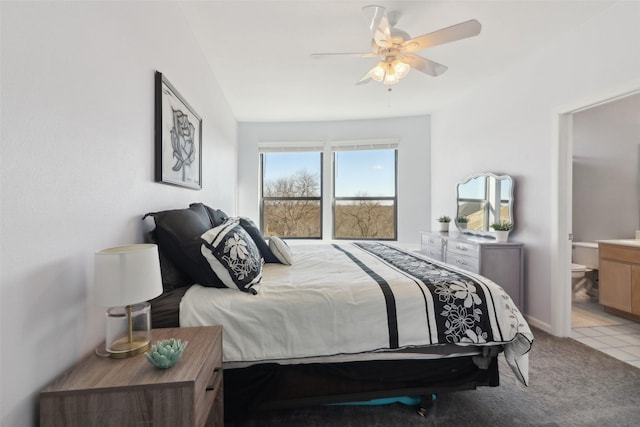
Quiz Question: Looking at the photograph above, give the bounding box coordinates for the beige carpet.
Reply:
[572,304,624,328]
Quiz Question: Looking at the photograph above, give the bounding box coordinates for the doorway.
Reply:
[553,83,640,338]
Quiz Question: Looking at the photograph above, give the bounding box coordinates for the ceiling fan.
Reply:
[311,5,481,86]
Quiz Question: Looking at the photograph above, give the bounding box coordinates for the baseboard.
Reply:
[524,315,552,335]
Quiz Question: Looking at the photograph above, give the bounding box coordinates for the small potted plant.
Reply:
[456,216,469,230]
[490,220,513,242]
[437,215,451,232]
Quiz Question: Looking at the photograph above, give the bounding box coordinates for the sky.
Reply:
[458,175,512,200]
[263,150,396,197]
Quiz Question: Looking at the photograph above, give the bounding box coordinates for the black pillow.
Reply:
[143,204,224,288]
[190,202,229,227]
[239,217,280,263]
[145,230,192,291]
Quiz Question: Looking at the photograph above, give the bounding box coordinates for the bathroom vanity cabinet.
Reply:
[598,241,640,319]
[420,231,524,310]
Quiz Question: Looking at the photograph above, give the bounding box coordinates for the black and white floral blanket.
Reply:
[180,243,533,385]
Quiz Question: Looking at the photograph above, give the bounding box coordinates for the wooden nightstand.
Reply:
[40,326,223,427]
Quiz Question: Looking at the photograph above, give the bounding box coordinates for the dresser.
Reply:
[40,326,223,427]
[420,231,524,309]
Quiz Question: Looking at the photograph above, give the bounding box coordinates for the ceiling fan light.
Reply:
[383,67,399,85]
[393,60,410,79]
[371,62,386,82]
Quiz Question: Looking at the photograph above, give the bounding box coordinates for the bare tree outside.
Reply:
[263,169,321,237]
[261,148,396,240]
[334,196,395,239]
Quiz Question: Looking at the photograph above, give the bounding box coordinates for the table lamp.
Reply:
[94,244,163,358]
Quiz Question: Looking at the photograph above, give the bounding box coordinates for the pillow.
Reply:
[201,219,263,293]
[143,204,224,288]
[269,236,293,265]
[190,202,229,227]
[146,230,192,291]
[239,217,280,263]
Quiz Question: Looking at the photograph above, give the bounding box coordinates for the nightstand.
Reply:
[40,326,223,427]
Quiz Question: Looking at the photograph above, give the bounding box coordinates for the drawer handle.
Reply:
[206,368,222,391]
[456,245,467,251]
[456,259,468,265]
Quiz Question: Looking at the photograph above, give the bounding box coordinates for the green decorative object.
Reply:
[145,338,188,369]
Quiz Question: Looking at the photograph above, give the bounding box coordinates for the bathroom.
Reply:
[570,92,640,367]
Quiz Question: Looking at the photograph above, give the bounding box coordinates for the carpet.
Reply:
[227,328,640,427]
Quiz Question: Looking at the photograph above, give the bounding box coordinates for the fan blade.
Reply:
[362,5,391,47]
[356,67,374,85]
[400,53,448,77]
[402,19,481,53]
[311,52,378,59]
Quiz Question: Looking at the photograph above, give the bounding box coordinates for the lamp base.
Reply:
[105,302,152,359]
[109,336,151,358]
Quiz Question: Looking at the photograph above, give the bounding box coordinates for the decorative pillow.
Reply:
[239,217,280,263]
[201,219,263,293]
[143,204,224,288]
[269,236,293,265]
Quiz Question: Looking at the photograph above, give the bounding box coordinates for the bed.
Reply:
[144,203,533,419]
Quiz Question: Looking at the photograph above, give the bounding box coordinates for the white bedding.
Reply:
[180,242,533,385]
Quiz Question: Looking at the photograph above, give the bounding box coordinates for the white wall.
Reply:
[431,1,640,327]
[0,2,237,425]
[237,116,431,245]
[572,93,640,242]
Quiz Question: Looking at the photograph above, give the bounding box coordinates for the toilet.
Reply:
[572,242,599,301]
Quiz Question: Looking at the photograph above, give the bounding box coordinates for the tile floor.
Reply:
[571,300,640,369]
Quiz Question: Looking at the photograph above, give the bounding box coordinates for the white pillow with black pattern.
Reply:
[201,218,263,294]
[268,236,293,265]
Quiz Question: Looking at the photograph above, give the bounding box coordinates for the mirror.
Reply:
[455,173,514,236]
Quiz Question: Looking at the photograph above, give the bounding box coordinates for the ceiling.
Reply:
[180,1,615,122]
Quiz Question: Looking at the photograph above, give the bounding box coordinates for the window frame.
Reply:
[331,148,398,240]
[259,151,323,239]
[258,139,399,241]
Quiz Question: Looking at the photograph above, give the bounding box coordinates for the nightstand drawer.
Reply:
[194,333,223,427]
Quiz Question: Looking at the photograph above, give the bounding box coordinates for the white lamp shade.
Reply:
[94,244,163,307]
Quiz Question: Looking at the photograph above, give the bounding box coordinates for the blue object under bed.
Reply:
[329,395,436,407]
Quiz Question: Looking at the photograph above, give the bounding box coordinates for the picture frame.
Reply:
[155,71,202,189]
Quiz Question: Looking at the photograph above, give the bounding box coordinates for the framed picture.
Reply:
[155,71,202,189]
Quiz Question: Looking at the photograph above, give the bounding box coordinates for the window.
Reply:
[259,140,398,240]
[333,148,397,239]
[261,151,322,238]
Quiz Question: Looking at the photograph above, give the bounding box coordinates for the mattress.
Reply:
[180,242,533,385]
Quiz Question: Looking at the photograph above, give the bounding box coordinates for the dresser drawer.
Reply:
[421,233,444,249]
[422,247,444,261]
[420,232,445,261]
[447,239,480,258]
[447,252,480,273]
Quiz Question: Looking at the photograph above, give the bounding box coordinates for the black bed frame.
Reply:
[150,285,501,421]
[223,355,499,420]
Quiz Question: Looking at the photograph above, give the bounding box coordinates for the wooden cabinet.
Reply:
[420,231,524,309]
[599,243,640,318]
[40,326,223,427]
